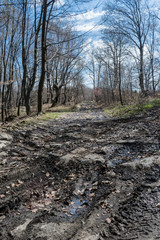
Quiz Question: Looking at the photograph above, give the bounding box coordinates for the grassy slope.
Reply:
[0,105,76,129]
[103,98,160,118]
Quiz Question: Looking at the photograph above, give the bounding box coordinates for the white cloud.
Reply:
[55,0,65,8]
[74,23,106,32]
[64,10,106,22]
[72,10,106,21]
[93,39,105,49]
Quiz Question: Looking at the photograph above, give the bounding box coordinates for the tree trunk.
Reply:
[38,0,47,114]
[51,87,61,107]
[119,61,123,105]
[139,47,145,96]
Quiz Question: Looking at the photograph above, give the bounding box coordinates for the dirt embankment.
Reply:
[0,105,160,240]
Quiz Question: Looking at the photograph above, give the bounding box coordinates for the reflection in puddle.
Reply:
[64,197,86,216]
[62,178,96,217]
[69,197,86,215]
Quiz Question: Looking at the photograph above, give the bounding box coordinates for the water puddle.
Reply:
[62,178,95,217]
[67,197,86,215]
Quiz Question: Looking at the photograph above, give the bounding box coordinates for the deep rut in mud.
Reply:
[0,105,160,240]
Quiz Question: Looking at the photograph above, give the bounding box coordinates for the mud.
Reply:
[0,103,160,240]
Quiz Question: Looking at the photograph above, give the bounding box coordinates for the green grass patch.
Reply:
[104,97,160,118]
[151,98,160,106]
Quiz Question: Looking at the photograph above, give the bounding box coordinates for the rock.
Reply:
[83,154,105,163]
[80,233,100,240]
[121,155,160,169]
[0,133,12,141]
[142,179,160,188]
[0,215,6,222]
[71,147,86,154]
[27,222,78,240]
[107,171,116,177]
[0,151,7,158]
[50,143,63,147]
[44,145,50,149]
[2,159,7,165]
[0,141,9,149]
[60,154,74,163]
[0,133,12,149]
[11,219,32,238]
[116,139,136,144]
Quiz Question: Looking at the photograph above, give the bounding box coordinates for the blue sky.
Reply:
[62,0,106,44]
[60,0,106,87]
[64,0,160,45]
[59,0,160,87]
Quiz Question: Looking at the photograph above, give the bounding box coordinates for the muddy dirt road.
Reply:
[0,104,160,240]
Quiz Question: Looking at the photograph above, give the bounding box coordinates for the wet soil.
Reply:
[0,104,160,240]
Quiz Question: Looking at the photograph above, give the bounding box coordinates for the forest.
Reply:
[0,0,160,122]
[1,1,160,239]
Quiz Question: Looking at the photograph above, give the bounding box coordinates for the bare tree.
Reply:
[0,3,20,121]
[104,0,151,96]
[37,0,55,114]
[46,25,85,107]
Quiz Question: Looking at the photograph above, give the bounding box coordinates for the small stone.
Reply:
[46,172,50,177]
[83,154,105,163]
[0,215,6,221]
[0,152,7,157]
[0,194,5,198]
[11,219,32,237]
[0,133,12,141]
[0,141,9,149]
[106,218,111,224]
[2,159,7,165]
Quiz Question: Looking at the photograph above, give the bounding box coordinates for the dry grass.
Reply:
[0,104,76,129]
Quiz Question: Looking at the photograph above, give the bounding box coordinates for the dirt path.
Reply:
[0,104,160,240]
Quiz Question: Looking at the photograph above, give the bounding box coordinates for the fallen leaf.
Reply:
[49,191,56,199]
[115,189,120,193]
[28,204,33,210]
[102,180,110,184]
[17,179,24,185]
[44,199,52,206]
[62,208,68,213]
[101,202,108,209]
[90,193,95,198]
[69,173,75,178]
[32,208,38,213]
[84,182,89,186]
[93,181,98,186]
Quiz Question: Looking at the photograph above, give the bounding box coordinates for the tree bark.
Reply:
[37,0,47,114]
[139,47,145,96]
